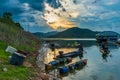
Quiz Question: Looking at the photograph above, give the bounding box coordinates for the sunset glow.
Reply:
[42,1,79,30]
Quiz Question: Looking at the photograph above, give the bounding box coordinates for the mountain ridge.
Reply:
[49,27,97,38]
[33,31,58,38]
[33,27,120,38]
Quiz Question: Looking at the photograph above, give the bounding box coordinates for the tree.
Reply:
[3,12,12,18]
[15,23,24,30]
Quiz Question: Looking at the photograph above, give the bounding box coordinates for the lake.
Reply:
[44,40,120,80]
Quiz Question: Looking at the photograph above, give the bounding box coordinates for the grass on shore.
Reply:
[0,40,39,80]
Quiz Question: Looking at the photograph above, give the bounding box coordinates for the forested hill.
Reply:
[49,27,98,38]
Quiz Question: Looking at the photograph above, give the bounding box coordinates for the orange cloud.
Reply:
[42,2,78,30]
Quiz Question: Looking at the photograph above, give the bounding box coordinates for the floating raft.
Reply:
[56,51,83,59]
[59,59,87,76]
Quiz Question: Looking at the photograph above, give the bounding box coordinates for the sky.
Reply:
[0,0,120,33]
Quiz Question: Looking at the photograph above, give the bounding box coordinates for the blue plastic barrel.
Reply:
[10,53,25,66]
[59,66,69,74]
[49,61,58,66]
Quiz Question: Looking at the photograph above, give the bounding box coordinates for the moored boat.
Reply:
[56,50,84,59]
[45,57,72,71]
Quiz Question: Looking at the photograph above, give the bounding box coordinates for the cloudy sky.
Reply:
[0,0,120,33]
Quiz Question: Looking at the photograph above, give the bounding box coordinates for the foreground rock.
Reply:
[23,61,33,67]
[3,67,8,72]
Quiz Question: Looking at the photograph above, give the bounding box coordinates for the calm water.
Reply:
[45,40,120,80]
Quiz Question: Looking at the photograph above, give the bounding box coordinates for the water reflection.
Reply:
[45,40,97,48]
[44,40,120,80]
[102,52,112,62]
[45,48,78,64]
[78,53,84,59]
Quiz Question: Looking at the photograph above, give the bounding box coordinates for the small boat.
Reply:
[56,50,83,59]
[45,57,72,71]
[74,59,87,69]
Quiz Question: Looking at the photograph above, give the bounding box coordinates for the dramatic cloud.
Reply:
[103,0,119,5]
[0,0,120,33]
[18,0,45,11]
[42,0,94,29]
[42,2,76,29]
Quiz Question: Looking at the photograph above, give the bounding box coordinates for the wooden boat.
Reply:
[56,50,84,59]
[45,57,72,71]
[74,59,87,69]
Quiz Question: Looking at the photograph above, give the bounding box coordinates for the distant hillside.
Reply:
[49,27,98,38]
[33,27,120,38]
[33,32,47,38]
[96,31,120,37]
[0,12,41,51]
[33,31,58,38]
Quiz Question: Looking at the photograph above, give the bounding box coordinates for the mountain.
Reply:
[33,32,47,38]
[46,31,58,36]
[49,27,98,38]
[96,31,120,37]
[33,31,58,38]
[0,12,41,51]
[33,27,120,38]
